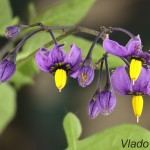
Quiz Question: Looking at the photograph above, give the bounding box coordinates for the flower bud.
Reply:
[98,90,116,116]
[5,26,20,38]
[88,99,99,119]
[78,65,94,87]
[0,59,16,82]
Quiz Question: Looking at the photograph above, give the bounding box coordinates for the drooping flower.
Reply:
[0,59,16,82]
[103,34,150,83]
[98,90,116,116]
[103,34,143,58]
[88,98,100,119]
[111,66,150,122]
[77,65,94,87]
[0,52,17,82]
[35,44,82,92]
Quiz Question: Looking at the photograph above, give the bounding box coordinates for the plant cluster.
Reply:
[2,23,150,122]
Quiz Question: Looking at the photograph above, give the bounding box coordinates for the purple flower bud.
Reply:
[5,25,27,38]
[88,99,99,119]
[5,26,20,38]
[98,90,116,116]
[0,59,16,82]
[78,65,94,87]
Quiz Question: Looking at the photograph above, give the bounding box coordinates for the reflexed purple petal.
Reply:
[64,44,82,72]
[138,52,150,65]
[35,47,52,72]
[88,99,99,119]
[0,59,16,82]
[69,69,79,78]
[5,26,19,38]
[78,66,94,87]
[133,68,150,95]
[98,91,116,116]
[103,35,128,57]
[111,66,132,95]
[49,44,66,64]
[125,35,142,55]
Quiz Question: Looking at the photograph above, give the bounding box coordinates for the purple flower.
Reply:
[5,26,20,38]
[111,66,150,95]
[103,35,150,64]
[35,44,82,91]
[77,65,94,87]
[111,66,150,122]
[0,59,16,82]
[98,90,116,116]
[88,99,99,119]
[36,44,82,75]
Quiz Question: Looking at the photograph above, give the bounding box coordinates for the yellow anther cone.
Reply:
[132,95,143,123]
[55,69,67,92]
[129,59,142,84]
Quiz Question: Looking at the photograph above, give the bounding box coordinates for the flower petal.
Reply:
[64,44,82,72]
[125,35,142,56]
[103,35,128,57]
[69,69,79,78]
[35,47,52,72]
[88,99,99,119]
[49,44,66,64]
[111,66,132,95]
[133,68,150,95]
[138,52,150,65]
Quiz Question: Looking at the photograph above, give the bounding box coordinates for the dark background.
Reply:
[0,0,150,150]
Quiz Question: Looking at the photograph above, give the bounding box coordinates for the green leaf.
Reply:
[0,0,19,36]
[16,31,50,61]
[63,113,82,150]
[34,0,96,25]
[10,70,34,89]
[63,113,150,150]
[78,125,150,150]
[11,59,39,89]
[0,84,16,134]
[0,0,12,23]
[27,2,37,24]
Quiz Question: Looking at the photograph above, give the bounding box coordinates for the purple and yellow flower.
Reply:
[35,44,82,92]
[111,66,150,122]
[103,35,150,84]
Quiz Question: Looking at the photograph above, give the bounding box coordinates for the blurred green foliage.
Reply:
[0,84,16,133]
[64,113,150,150]
[0,0,19,35]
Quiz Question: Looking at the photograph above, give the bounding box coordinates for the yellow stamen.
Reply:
[54,69,67,92]
[129,59,142,84]
[132,95,143,123]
